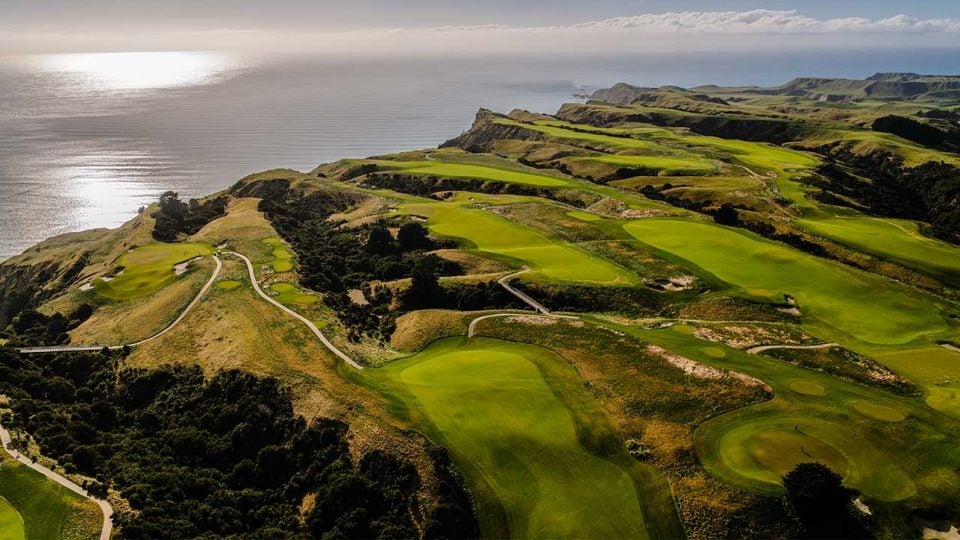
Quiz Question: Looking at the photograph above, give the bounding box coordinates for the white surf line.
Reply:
[227,251,364,370]
[746,342,838,355]
[498,267,551,314]
[18,254,223,355]
[0,423,113,540]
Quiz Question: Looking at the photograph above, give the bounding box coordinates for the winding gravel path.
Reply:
[0,423,113,540]
[227,251,364,370]
[746,342,838,355]
[18,254,223,354]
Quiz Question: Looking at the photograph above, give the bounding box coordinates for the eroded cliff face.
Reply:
[440,108,545,152]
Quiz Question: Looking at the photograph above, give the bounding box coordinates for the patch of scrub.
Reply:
[789,380,826,396]
[852,401,907,422]
[217,280,241,290]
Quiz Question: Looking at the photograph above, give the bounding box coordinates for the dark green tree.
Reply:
[397,222,432,251]
[714,203,741,226]
[365,224,396,255]
[783,463,872,539]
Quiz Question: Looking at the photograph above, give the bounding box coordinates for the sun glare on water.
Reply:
[39,51,235,91]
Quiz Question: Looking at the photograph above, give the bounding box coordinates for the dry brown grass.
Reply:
[191,197,276,264]
[390,309,473,352]
[430,249,510,275]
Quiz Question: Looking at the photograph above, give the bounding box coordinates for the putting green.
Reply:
[216,280,241,290]
[264,237,293,272]
[0,497,24,540]
[624,219,948,344]
[400,202,636,285]
[703,347,727,358]
[797,217,960,287]
[95,242,213,300]
[374,338,661,538]
[790,380,826,396]
[852,401,907,422]
[567,210,601,222]
[714,416,915,501]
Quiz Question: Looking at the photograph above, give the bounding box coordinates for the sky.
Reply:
[2,1,960,54]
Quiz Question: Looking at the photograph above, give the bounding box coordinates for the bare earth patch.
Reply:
[506,314,558,326]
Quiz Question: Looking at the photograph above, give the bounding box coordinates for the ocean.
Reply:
[2,47,960,259]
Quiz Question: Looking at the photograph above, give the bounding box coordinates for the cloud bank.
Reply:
[3,9,960,54]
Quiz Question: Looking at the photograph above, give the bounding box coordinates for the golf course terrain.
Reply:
[5,73,960,538]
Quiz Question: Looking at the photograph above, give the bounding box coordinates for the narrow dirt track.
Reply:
[0,424,113,540]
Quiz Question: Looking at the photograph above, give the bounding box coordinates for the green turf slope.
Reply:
[399,201,637,285]
[797,216,960,288]
[624,218,949,345]
[367,337,681,539]
[0,455,99,540]
[95,242,213,300]
[0,496,25,540]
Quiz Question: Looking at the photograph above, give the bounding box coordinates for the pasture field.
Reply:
[797,216,960,287]
[623,218,949,345]
[94,242,213,300]
[398,199,637,285]
[0,454,100,540]
[363,337,675,539]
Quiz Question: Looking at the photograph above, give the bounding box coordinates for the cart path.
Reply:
[18,254,223,354]
[0,423,113,540]
[227,251,364,370]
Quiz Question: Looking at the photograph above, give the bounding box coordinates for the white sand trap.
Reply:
[175,256,203,276]
[79,283,93,291]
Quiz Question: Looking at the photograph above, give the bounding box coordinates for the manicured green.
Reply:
[374,160,570,187]
[624,218,949,345]
[400,201,636,285]
[852,401,907,422]
[874,346,960,418]
[0,497,24,540]
[364,337,677,539]
[270,282,319,305]
[95,242,213,300]
[566,210,601,222]
[789,380,826,396]
[575,154,716,174]
[264,237,293,272]
[0,455,99,540]
[216,280,241,290]
[716,415,914,501]
[797,216,960,287]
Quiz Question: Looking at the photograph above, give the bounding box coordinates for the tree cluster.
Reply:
[0,304,93,346]
[152,191,228,242]
[0,348,478,539]
[810,149,960,244]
